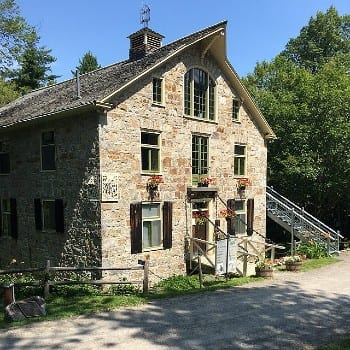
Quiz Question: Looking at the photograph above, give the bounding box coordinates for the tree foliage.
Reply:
[242,7,350,234]
[72,51,100,76]
[0,0,35,74]
[9,35,58,93]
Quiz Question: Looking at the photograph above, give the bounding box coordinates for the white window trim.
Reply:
[142,201,163,251]
[141,130,161,175]
[152,76,165,106]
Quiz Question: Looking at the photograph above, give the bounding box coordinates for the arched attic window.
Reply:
[184,68,215,120]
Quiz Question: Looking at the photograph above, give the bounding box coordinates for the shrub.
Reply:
[296,241,327,259]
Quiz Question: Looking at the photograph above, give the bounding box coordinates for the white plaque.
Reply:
[101,172,119,201]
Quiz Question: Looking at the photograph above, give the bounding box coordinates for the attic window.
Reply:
[232,99,241,121]
[184,68,215,120]
[41,131,56,171]
[152,77,164,105]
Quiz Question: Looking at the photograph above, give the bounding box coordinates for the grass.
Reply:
[316,335,350,349]
[0,256,340,330]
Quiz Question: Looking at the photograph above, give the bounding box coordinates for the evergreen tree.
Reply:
[72,51,100,76]
[9,35,59,93]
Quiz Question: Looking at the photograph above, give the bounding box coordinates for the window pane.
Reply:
[151,220,161,246]
[235,145,245,155]
[150,149,159,171]
[0,153,10,173]
[141,132,158,145]
[143,221,151,247]
[42,131,54,145]
[153,78,162,104]
[43,201,56,230]
[42,145,55,170]
[142,203,160,218]
[184,71,191,115]
[235,214,246,234]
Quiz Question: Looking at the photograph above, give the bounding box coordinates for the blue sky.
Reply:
[16,0,349,82]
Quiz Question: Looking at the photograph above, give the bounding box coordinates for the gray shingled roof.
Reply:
[0,21,227,128]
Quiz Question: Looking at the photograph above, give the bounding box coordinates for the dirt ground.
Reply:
[2,251,350,350]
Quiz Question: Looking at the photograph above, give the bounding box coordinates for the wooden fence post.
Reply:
[3,283,15,306]
[143,255,150,295]
[198,255,203,288]
[44,260,51,299]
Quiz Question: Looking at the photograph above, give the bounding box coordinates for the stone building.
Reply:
[0,21,275,280]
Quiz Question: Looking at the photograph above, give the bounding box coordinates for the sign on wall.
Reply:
[215,236,237,275]
[101,172,119,202]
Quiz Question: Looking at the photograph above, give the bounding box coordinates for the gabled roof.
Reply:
[0,21,275,139]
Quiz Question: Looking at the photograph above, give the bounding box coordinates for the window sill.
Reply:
[183,115,218,124]
[143,246,163,252]
[152,102,165,108]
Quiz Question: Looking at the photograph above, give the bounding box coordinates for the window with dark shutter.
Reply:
[0,200,2,237]
[10,198,18,239]
[34,198,42,230]
[163,201,172,249]
[247,198,254,236]
[130,202,142,254]
[55,199,64,233]
[226,199,235,235]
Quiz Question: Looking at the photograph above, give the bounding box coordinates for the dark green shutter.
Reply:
[34,198,42,230]
[163,201,172,249]
[247,198,254,236]
[0,200,2,236]
[55,199,64,233]
[227,199,235,236]
[10,198,18,239]
[130,202,142,254]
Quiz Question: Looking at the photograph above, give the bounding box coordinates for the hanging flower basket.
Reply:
[219,209,235,220]
[198,177,215,187]
[236,178,251,191]
[147,175,164,191]
[192,211,209,225]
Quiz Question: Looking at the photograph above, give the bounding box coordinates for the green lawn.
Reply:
[0,256,340,331]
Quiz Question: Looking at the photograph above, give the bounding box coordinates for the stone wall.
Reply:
[0,112,102,268]
[99,48,268,282]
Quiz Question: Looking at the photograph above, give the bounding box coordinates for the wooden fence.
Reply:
[0,256,150,299]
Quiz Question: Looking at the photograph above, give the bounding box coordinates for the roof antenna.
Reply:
[140,3,150,28]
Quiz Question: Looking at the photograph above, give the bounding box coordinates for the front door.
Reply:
[192,221,207,254]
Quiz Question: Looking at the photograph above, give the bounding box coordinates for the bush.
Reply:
[296,241,327,259]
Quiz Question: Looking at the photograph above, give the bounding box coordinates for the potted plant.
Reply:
[255,260,274,278]
[284,255,303,271]
[198,177,215,187]
[236,177,250,191]
[147,175,164,191]
[192,211,209,225]
[219,209,235,219]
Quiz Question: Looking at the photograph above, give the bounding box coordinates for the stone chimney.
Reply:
[128,28,164,60]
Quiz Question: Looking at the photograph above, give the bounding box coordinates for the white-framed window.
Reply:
[0,141,10,174]
[41,131,56,171]
[130,201,172,253]
[234,144,246,176]
[141,131,160,173]
[142,202,162,249]
[152,77,164,105]
[232,99,241,121]
[234,199,246,235]
[192,135,209,184]
[184,68,216,120]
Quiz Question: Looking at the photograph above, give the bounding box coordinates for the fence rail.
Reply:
[0,257,150,299]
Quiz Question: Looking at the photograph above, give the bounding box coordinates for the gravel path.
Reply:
[2,251,350,350]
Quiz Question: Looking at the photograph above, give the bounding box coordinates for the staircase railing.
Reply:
[266,186,343,255]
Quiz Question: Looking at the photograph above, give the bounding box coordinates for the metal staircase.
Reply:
[266,186,343,255]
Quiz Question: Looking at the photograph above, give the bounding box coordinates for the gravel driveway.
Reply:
[2,251,350,350]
